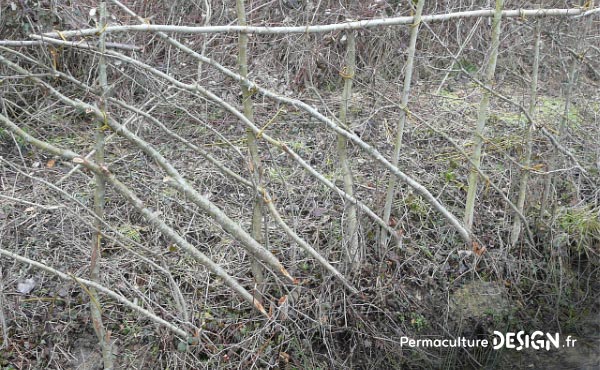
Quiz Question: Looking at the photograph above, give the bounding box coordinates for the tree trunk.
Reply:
[381,0,425,252]
[90,3,114,369]
[336,31,360,269]
[463,0,504,233]
[236,0,265,289]
[510,21,540,246]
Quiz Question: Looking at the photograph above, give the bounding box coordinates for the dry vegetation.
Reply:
[0,1,599,369]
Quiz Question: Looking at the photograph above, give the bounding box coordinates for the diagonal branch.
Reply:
[0,110,269,317]
[30,12,470,245]
[0,54,295,286]
[0,247,190,339]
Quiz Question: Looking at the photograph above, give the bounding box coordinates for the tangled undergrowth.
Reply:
[1,1,599,369]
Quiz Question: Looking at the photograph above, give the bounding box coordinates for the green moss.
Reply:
[455,58,477,74]
[437,89,464,110]
[538,96,582,127]
[497,112,523,126]
[118,224,143,243]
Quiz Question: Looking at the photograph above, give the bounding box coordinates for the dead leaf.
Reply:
[279,352,290,363]
[278,295,287,306]
[17,278,36,294]
[46,159,56,168]
[473,241,486,256]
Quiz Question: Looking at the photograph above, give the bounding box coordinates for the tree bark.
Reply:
[90,3,114,368]
[236,0,265,290]
[336,31,360,269]
[464,0,504,233]
[381,0,425,252]
[510,21,540,246]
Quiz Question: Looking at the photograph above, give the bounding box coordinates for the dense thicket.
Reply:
[1,1,598,368]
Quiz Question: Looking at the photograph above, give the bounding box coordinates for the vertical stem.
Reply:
[0,268,8,349]
[336,31,360,269]
[463,0,504,233]
[539,1,592,221]
[90,3,113,369]
[510,21,541,246]
[236,0,264,288]
[196,0,211,81]
[381,0,425,251]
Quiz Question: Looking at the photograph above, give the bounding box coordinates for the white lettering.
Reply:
[546,333,560,350]
[506,332,515,349]
[493,331,504,349]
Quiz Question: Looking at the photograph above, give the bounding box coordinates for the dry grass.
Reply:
[1,1,599,369]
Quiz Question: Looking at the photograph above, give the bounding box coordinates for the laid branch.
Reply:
[93,36,455,243]
[30,27,470,243]
[0,55,295,286]
[30,1,403,245]
[40,8,589,38]
[1,46,357,293]
[108,98,253,188]
[0,156,190,321]
[123,30,472,244]
[0,39,141,51]
[0,247,190,339]
[262,191,359,294]
[0,193,63,211]
[128,105,357,292]
[0,111,268,317]
[56,39,399,243]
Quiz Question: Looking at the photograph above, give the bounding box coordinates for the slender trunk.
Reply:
[236,0,265,288]
[540,58,577,221]
[381,0,425,251]
[196,0,211,81]
[336,31,360,269]
[539,2,592,221]
[510,21,541,246]
[463,0,504,233]
[91,2,113,369]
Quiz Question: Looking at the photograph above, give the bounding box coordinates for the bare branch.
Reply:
[40,8,587,38]
[0,247,190,339]
[0,110,269,317]
[0,39,141,51]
